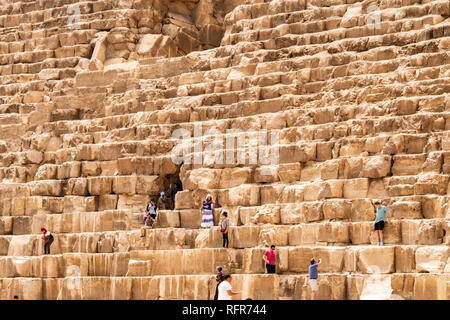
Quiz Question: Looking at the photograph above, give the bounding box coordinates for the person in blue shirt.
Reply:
[373,201,391,246]
[309,258,322,300]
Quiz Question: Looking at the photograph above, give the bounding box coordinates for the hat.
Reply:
[206,193,212,199]
[41,227,46,231]
[160,192,165,196]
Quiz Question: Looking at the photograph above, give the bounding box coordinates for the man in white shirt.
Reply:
[217,275,241,300]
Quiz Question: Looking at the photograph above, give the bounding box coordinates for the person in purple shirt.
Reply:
[309,258,322,300]
[214,266,225,300]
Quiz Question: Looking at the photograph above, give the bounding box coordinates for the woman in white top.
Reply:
[217,275,240,300]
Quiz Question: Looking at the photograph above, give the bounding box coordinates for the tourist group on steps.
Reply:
[39,187,391,300]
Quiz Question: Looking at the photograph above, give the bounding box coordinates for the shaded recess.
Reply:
[87,0,246,70]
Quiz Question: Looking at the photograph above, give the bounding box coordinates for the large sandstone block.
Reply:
[219,185,260,207]
[357,247,395,274]
[87,177,113,195]
[31,214,63,234]
[343,178,369,199]
[194,227,223,249]
[40,255,65,278]
[117,194,149,211]
[413,274,449,300]
[0,257,14,277]
[112,176,137,194]
[323,199,351,220]
[0,278,43,300]
[288,247,314,272]
[183,168,221,190]
[258,225,289,247]
[0,237,10,255]
[76,145,99,161]
[314,247,346,273]
[218,168,253,189]
[395,246,417,273]
[301,201,323,222]
[240,205,280,225]
[29,180,63,196]
[317,222,349,243]
[277,163,301,182]
[98,195,118,211]
[155,210,180,228]
[10,198,25,216]
[343,158,362,179]
[300,163,321,181]
[288,224,319,245]
[362,156,391,178]
[63,196,98,213]
[64,178,88,196]
[344,247,358,272]
[7,236,36,256]
[12,216,31,235]
[321,159,343,180]
[136,175,165,195]
[230,225,260,248]
[260,185,285,204]
[230,274,280,300]
[243,248,266,274]
[421,195,448,219]
[254,166,280,183]
[415,246,449,273]
[175,191,194,209]
[75,70,118,87]
[350,199,375,221]
[0,217,13,235]
[390,201,422,219]
[392,154,426,176]
[414,173,449,195]
[179,209,202,229]
[279,203,304,224]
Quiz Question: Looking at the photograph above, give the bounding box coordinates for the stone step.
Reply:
[223,11,446,46]
[3,123,448,168]
[1,218,448,255]
[229,0,448,35]
[10,89,450,150]
[0,245,448,278]
[0,272,448,300]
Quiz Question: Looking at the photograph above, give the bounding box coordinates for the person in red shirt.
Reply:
[41,227,54,254]
[262,245,276,274]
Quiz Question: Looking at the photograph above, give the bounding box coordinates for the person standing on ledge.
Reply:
[220,211,229,248]
[157,192,170,210]
[213,266,225,300]
[170,183,181,210]
[309,258,322,300]
[41,227,54,254]
[200,194,215,228]
[217,274,241,300]
[262,245,276,274]
[373,201,391,246]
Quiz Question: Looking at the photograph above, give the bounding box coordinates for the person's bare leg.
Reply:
[379,230,383,245]
[311,290,316,300]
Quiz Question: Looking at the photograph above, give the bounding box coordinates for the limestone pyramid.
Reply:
[0,0,449,300]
